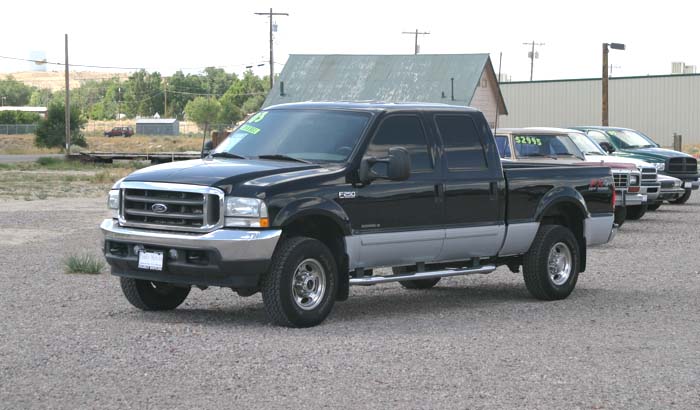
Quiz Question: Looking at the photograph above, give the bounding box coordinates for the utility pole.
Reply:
[602,42,626,126]
[255,8,289,89]
[64,34,71,154]
[163,78,168,118]
[402,29,430,55]
[523,41,545,81]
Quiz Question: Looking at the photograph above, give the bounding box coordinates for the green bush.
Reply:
[34,102,87,149]
[64,254,105,274]
[36,156,62,166]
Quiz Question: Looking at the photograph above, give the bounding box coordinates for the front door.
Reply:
[342,114,444,269]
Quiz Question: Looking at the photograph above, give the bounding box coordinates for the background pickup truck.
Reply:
[102,103,616,327]
[494,127,645,224]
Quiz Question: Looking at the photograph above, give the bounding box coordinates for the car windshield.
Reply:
[513,134,583,159]
[212,109,372,163]
[606,129,657,149]
[568,132,606,155]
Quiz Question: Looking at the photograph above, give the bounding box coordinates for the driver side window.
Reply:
[366,115,432,172]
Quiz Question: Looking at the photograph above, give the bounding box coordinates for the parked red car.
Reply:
[104,126,134,137]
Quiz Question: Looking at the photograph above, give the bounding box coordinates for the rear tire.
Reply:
[625,204,647,220]
[670,189,692,204]
[522,225,580,301]
[614,206,626,227]
[120,277,190,310]
[262,237,337,327]
[394,266,441,289]
[647,202,662,211]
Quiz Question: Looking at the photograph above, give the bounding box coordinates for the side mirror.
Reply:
[359,147,411,184]
[201,140,214,158]
[599,141,615,154]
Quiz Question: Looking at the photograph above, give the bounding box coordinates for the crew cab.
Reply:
[101,103,616,327]
[494,128,644,224]
[572,126,699,204]
[104,126,134,138]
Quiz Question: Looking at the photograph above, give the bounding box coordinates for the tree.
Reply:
[29,88,53,107]
[34,102,87,149]
[123,70,163,117]
[165,70,206,120]
[0,76,35,106]
[0,110,40,124]
[185,97,221,138]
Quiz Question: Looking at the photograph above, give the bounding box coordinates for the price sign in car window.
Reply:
[514,136,542,146]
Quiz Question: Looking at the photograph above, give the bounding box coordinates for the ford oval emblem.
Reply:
[151,203,168,213]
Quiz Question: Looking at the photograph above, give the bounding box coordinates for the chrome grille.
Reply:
[641,167,657,181]
[667,157,698,173]
[118,182,224,233]
[613,173,629,188]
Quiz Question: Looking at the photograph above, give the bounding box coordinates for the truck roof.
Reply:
[265,101,481,113]
[495,127,583,135]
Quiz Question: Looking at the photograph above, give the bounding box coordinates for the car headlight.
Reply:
[629,175,639,185]
[224,197,269,227]
[654,162,665,171]
[107,189,120,219]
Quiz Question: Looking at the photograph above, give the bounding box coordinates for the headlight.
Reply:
[654,162,665,171]
[107,189,120,219]
[224,197,269,227]
[629,175,639,185]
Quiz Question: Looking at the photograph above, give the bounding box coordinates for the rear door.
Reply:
[431,113,505,260]
[342,113,444,269]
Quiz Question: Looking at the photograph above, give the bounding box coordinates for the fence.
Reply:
[0,124,39,135]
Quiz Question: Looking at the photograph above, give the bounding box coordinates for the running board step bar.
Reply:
[349,265,497,286]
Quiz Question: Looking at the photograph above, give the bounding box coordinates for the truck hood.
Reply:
[122,158,321,189]
[582,154,652,167]
[615,147,692,163]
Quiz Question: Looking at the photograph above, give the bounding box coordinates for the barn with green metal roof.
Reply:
[263,54,508,128]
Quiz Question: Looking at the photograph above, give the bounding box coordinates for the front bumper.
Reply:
[622,192,645,207]
[100,219,282,288]
[639,183,660,202]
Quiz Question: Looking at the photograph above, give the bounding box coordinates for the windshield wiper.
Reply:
[210,152,247,159]
[257,154,312,164]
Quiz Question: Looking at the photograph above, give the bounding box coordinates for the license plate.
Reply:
[138,251,163,271]
[683,182,693,188]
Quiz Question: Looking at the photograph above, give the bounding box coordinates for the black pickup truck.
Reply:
[101,102,616,327]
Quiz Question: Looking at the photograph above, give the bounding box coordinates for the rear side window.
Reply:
[495,135,511,158]
[587,130,610,145]
[366,115,432,171]
[435,115,487,170]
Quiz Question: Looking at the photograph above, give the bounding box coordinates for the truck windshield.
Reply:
[213,109,371,163]
[568,132,607,155]
[606,129,657,149]
[513,134,583,159]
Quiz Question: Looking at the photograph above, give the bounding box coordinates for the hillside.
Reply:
[3,71,130,91]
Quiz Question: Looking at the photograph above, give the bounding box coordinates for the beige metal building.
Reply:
[498,73,700,146]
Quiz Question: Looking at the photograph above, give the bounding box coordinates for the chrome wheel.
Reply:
[548,242,572,286]
[291,258,326,310]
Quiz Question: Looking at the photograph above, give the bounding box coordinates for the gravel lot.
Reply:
[1,195,699,409]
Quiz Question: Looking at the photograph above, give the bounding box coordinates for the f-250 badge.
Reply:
[339,191,356,199]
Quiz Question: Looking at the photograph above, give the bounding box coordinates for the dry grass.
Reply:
[0,158,140,200]
[0,134,202,155]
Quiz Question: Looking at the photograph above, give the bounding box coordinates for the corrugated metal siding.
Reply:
[499,75,700,146]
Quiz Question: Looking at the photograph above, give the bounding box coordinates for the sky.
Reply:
[1,0,698,82]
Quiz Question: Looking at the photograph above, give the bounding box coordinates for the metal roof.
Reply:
[263,54,507,114]
[135,118,178,124]
[0,106,47,112]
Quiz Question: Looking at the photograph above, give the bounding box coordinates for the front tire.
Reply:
[647,202,662,211]
[625,203,647,220]
[614,206,626,227]
[262,237,337,327]
[670,188,692,204]
[522,225,580,301]
[120,277,190,310]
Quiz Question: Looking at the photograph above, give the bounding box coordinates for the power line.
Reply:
[0,55,145,71]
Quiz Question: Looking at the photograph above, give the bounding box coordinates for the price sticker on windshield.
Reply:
[240,124,261,135]
[514,136,542,146]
